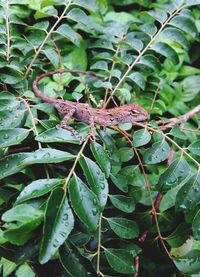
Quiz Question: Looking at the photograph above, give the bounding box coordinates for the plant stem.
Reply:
[5,0,10,61]
[63,137,89,191]
[104,6,184,107]
[97,213,102,275]
[25,0,73,77]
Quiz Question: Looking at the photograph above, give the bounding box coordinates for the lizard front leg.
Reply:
[60,109,83,143]
[87,115,96,142]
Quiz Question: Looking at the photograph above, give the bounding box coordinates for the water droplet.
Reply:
[179,204,186,209]
[60,231,67,237]
[161,148,165,152]
[4,163,9,169]
[93,198,97,205]
[92,208,98,216]
[3,133,9,139]
[100,182,105,189]
[194,187,199,192]
[44,152,51,158]
[63,213,68,220]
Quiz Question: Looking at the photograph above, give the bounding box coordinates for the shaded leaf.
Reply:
[0,128,30,149]
[143,140,170,164]
[39,188,74,264]
[151,42,179,64]
[188,141,200,156]
[36,127,80,144]
[109,195,135,213]
[163,27,189,49]
[69,176,100,231]
[79,156,108,210]
[158,158,190,191]
[105,248,136,274]
[176,173,200,211]
[139,54,161,71]
[127,72,146,90]
[90,142,111,178]
[20,148,75,165]
[169,15,198,38]
[55,24,80,46]
[133,129,151,147]
[16,179,64,204]
[107,217,139,239]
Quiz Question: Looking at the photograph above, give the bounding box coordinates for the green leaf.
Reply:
[148,9,168,23]
[110,174,128,193]
[192,210,200,240]
[90,142,111,178]
[2,204,43,246]
[15,263,35,277]
[79,156,108,210]
[43,47,59,68]
[20,148,75,165]
[166,223,190,248]
[174,250,200,274]
[182,75,200,102]
[163,27,189,49]
[0,68,23,84]
[74,0,98,12]
[69,176,100,231]
[109,195,135,213]
[158,158,190,191]
[159,184,183,212]
[0,109,25,130]
[59,242,95,276]
[0,128,30,149]
[127,72,146,90]
[151,42,179,64]
[170,125,187,140]
[122,33,143,52]
[0,153,30,180]
[0,258,17,277]
[139,23,157,37]
[188,141,200,156]
[117,147,134,162]
[36,127,80,144]
[169,15,198,38]
[139,54,161,71]
[104,248,136,274]
[107,217,139,239]
[2,204,43,223]
[67,8,90,27]
[16,179,64,204]
[176,173,200,211]
[143,140,170,164]
[133,129,151,147]
[91,61,108,71]
[55,24,80,46]
[39,188,74,264]
[0,92,19,111]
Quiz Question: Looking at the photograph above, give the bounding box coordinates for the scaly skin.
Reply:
[32,69,148,141]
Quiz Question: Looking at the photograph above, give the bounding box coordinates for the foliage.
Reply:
[0,0,200,276]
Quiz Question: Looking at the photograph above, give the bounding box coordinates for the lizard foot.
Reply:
[59,123,83,144]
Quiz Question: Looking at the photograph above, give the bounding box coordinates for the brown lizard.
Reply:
[32,69,148,142]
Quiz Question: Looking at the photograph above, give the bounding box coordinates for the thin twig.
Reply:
[25,0,73,77]
[104,5,184,107]
[5,0,10,61]
[158,104,200,130]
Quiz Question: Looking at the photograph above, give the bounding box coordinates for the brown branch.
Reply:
[158,104,200,130]
[133,256,139,277]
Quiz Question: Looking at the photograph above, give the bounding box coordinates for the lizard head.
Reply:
[121,104,149,122]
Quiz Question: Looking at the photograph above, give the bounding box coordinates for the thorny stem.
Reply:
[97,213,102,275]
[5,0,10,61]
[104,5,185,107]
[63,137,89,191]
[25,0,73,77]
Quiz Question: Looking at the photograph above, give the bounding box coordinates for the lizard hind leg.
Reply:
[60,111,83,144]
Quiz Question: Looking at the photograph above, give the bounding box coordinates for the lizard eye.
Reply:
[131,109,140,114]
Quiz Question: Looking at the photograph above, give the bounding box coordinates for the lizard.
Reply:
[32,69,149,142]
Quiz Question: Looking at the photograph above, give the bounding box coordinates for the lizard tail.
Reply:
[32,69,103,104]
